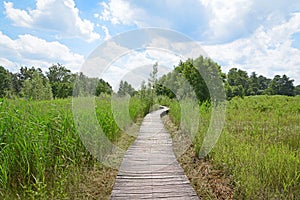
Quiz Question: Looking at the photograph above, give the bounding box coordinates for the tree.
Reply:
[46,64,74,98]
[148,62,158,90]
[177,57,224,102]
[154,56,224,102]
[181,58,208,101]
[155,83,176,99]
[11,66,45,96]
[73,72,102,97]
[257,75,271,94]
[265,75,294,96]
[117,81,135,97]
[247,72,259,95]
[22,71,53,100]
[193,56,225,102]
[294,85,300,95]
[139,80,149,100]
[0,66,12,98]
[95,79,112,96]
[117,80,125,96]
[280,75,295,96]
[227,68,249,97]
[147,62,159,103]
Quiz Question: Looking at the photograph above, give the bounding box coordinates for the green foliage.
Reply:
[0,96,150,199]
[0,99,83,198]
[72,72,98,96]
[225,68,295,98]
[156,70,183,98]
[46,64,74,98]
[226,68,248,98]
[228,68,249,88]
[265,74,295,96]
[22,71,53,100]
[0,65,115,100]
[155,84,176,99]
[96,79,112,96]
[226,84,245,99]
[176,58,209,101]
[157,95,173,107]
[117,80,136,97]
[168,95,300,199]
[158,56,225,102]
[294,85,300,95]
[247,72,271,95]
[129,96,152,120]
[148,62,158,90]
[214,96,300,199]
[0,66,12,98]
[137,80,154,113]
[14,67,45,96]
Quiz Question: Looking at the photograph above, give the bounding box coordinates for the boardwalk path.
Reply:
[111,107,199,199]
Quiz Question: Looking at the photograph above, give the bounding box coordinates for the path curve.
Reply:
[111,107,199,199]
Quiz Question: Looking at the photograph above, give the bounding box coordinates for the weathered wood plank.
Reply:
[110,107,198,199]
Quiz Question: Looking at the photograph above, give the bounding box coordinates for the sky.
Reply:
[0,0,300,86]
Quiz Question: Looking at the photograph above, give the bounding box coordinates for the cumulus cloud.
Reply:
[99,0,145,26]
[203,12,300,84]
[0,31,84,72]
[102,49,180,90]
[81,39,181,90]
[96,0,300,43]
[199,0,253,42]
[4,0,100,42]
[199,0,300,43]
[97,0,203,30]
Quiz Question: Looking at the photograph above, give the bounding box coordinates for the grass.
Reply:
[165,95,300,199]
[2,94,299,199]
[0,95,150,199]
[162,114,234,199]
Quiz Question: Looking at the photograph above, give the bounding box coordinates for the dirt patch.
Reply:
[163,115,234,200]
[70,165,117,200]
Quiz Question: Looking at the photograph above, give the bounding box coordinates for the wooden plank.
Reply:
[110,107,199,199]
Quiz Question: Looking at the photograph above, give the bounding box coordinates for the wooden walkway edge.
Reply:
[110,107,199,199]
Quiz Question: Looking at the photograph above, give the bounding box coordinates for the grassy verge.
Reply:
[163,115,234,199]
[164,95,300,199]
[0,96,148,199]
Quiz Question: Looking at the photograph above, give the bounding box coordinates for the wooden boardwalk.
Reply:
[111,107,199,199]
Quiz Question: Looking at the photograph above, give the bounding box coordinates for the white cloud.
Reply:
[99,0,145,26]
[203,12,300,85]
[199,0,300,43]
[4,0,100,42]
[0,57,16,68]
[102,49,180,90]
[97,0,178,28]
[101,25,111,40]
[94,0,300,44]
[0,31,84,72]
[199,0,253,42]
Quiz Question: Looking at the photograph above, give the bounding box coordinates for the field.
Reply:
[166,95,300,199]
[0,96,149,199]
[0,95,299,199]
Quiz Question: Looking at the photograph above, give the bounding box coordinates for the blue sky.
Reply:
[0,0,300,85]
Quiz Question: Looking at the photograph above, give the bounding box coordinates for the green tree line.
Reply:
[155,57,299,100]
[0,64,112,100]
[1,57,299,101]
[225,68,298,99]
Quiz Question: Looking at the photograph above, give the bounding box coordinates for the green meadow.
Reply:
[166,95,300,199]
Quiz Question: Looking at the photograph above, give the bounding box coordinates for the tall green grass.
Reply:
[0,96,150,199]
[0,98,84,199]
[168,95,300,199]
